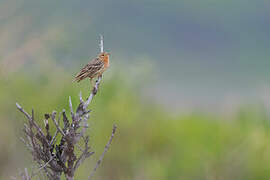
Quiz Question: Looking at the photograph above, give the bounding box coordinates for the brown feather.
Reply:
[74,57,105,82]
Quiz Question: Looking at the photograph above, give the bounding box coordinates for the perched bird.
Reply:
[74,52,110,86]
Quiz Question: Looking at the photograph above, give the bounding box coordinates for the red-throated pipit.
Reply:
[74,52,110,86]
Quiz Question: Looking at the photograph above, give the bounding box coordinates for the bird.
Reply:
[73,52,110,87]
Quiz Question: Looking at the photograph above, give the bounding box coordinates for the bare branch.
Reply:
[16,103,31,120]
[99,34,104,53]
[15,35,117,180]
[24,168,30,180]
[69,96,74,118]
[31,155,55,178]
[50,114,61,145]
[88,124,117,180]
[79,91,84,103]
[51,111,65,136]
[74,136,94,170]
[84,76,102,109]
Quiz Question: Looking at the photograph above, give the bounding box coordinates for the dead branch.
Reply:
[88,124,117,180]
[15,35,117,180]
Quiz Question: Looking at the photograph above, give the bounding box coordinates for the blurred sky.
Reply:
[1,0,270,111]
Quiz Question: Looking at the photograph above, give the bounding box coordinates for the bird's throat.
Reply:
[103,56,110,67]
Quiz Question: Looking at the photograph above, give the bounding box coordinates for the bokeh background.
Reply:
[1,0,270,179]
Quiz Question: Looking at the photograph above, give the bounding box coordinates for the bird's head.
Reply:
[98,52,110,64]
[98,52,110,60]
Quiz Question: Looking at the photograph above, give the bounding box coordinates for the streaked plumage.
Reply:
[74,52,110,84]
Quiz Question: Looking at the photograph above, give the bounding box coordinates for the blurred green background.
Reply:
[1,0,270,179]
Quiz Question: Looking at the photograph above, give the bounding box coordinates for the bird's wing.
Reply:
[74,58,104,82]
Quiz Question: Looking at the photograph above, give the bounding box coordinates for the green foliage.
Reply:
[1,73,270,179]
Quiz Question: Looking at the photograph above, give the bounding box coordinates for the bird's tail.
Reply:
[72,73,80,82]
[72,77,80,82]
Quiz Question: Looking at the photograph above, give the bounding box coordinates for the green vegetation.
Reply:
[1,72,270,180]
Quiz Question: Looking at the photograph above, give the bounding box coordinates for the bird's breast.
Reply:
[103,56,110,68]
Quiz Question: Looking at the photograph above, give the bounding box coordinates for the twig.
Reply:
[99,34,104,53]
[79,91,84,103]
[16,103,31,120]
[74,136,93,170]
[51,111,65,136]
[24,168,29,180]
[84,76,102,109]
[31,155,55,178]
[88,124,117,180]
[50,117,59,146]
[69,96,75,119]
